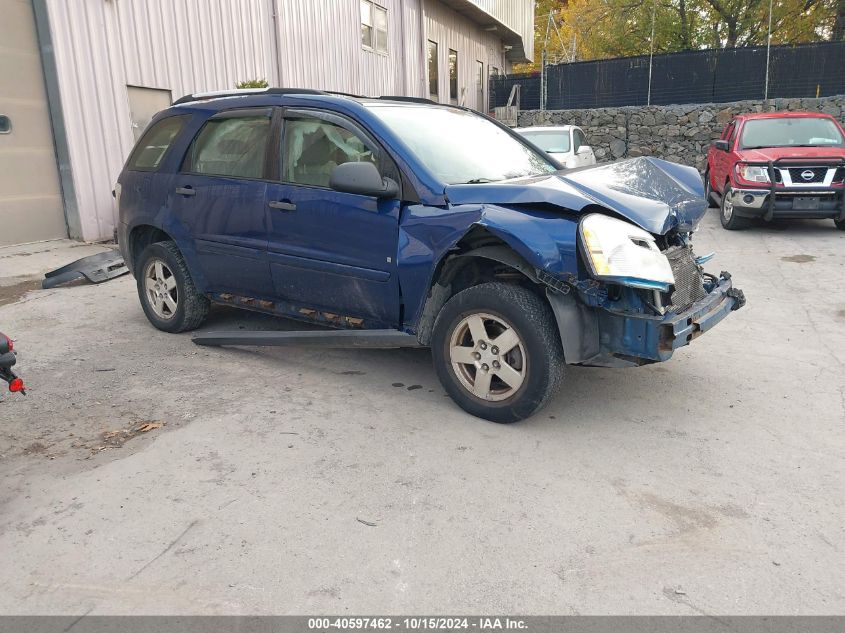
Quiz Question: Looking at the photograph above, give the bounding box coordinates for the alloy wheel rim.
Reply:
[723,191,733,221]
[144,258,178,320]
[448,312,526,402]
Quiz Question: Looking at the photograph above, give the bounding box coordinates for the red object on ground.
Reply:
[9,378,24,393]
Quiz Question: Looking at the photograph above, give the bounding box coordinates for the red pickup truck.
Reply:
[705,111,845,230]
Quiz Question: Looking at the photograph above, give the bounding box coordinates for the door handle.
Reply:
[175,186,196,197]
[269,200,296,211]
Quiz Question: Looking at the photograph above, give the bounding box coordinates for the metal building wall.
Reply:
[274,0,424,98]
[45,0,279,242]
[424,0,508,110]
[43,0,529,242]
[465,0,534,62]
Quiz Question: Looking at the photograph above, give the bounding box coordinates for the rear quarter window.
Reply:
[125,115,189,172]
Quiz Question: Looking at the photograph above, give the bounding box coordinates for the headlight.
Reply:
[736,164,770,183]
[579,214,675,291]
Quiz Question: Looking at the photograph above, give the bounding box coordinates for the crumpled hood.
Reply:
[737,146,845,162]
[444,156,708,235]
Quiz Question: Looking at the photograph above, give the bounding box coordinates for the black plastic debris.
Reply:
[42,250,129,289]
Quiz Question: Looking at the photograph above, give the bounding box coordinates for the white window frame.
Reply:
[476,60,484,112]
[448,49,458,104]
[361,0,388,55]
[428,40,439,100]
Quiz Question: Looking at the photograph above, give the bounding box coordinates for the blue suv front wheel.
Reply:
[431,282,565,423]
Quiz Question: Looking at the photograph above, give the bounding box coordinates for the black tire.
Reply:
[136,241,209,333]
[703,169,717,208]
[431,282,564,423]
[720,184,750,230]
[835,218,845,230]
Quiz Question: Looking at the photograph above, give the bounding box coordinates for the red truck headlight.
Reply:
[736,164,770,184]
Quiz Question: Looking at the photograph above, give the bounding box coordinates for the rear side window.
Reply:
[126,115,188,171]
[183,112,271,179]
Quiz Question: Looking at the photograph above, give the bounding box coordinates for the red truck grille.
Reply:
[787,167,828,183]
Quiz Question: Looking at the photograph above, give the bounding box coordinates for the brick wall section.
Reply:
[517,96,845,172]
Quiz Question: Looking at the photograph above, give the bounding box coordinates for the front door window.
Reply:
[283,118,377,188]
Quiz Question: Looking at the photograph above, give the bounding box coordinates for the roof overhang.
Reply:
[436,0,530,63]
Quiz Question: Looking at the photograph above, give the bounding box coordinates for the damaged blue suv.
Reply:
[117,88,744,423]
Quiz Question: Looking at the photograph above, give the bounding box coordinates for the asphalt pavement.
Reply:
[0,210,843,614]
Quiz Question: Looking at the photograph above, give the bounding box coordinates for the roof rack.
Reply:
[172,88,442,107]
[324,90,366,99]
[376,95,437,104]
[173,87,324,106]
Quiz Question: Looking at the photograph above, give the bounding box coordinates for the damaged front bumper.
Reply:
[548,272,745,368]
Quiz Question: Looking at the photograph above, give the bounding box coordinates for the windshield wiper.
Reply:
[461,178,498,184]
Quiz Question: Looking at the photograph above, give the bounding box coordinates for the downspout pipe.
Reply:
[31,0,82,240]
[271,0,283,87]
[419,0,427,98]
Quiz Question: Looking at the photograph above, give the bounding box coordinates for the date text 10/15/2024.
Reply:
[308,617,528,631]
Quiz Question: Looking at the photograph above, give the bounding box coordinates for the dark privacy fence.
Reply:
[490,41,845,110]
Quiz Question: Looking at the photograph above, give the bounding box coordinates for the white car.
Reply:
[514,125,596,169]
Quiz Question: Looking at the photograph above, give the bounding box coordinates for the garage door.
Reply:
[0,0,66,246]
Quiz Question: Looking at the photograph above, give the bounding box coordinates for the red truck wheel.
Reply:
[720,185,750,230]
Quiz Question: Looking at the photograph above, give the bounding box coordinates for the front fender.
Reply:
[398,202,581,335]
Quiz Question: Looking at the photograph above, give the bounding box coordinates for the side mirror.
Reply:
[577,145,592,155]
[713,139,730,152]
[329,162,399,199]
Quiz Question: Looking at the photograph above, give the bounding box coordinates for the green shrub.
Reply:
[236,79,269,89]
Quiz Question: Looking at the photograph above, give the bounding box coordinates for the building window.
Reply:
[476,61,484,111]
[428,41,438,100]
[361,0,388,54]
[448,49,458,104]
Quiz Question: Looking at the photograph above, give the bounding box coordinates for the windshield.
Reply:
[366,104,558,184]
[740,117,845,149]
[519,130,571,154]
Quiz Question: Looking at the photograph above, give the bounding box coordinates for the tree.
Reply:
[701,0,836,47]
[515,0,839,70]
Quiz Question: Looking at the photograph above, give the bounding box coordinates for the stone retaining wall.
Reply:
[517,96,845,171]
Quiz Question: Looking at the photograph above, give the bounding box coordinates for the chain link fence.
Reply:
[490,41,845,111]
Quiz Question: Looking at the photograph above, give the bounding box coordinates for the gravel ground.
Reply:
[0,211,843,615]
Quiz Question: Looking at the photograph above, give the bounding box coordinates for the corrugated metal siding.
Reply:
[274,0,424,98]
[424,0,507,110]
[45,0,527,241]
[465,0,533,61]
[45,0,279,241]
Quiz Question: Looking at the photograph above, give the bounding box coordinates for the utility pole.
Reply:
[764,0,773,102]
[647,0,656,106]
[540,49,546,111]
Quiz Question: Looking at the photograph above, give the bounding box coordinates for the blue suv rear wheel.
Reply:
[136,241,209,333]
